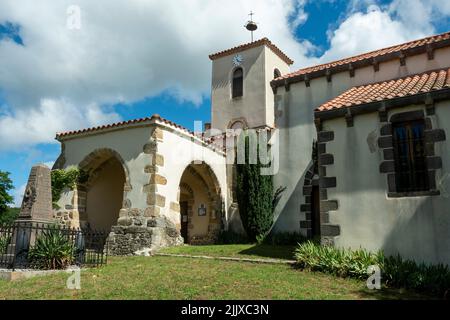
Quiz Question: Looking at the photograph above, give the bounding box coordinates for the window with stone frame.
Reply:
[232,68,243,98]
[392,119,429,193]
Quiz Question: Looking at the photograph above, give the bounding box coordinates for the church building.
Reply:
[52,30,450,265]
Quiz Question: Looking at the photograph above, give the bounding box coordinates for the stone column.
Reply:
[108,125,183,256]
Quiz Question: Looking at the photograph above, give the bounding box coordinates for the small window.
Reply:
[392,119,429,193]
[274,68,281,79]
[232,68,243,98]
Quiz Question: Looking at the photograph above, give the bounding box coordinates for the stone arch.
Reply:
[179,182,194,199]
[78,148,131,191]
[227,118,249,130]
[77,148,131,231]
[178,161,224,244]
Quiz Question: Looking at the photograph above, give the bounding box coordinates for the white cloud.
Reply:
[389,0,450,32]
[0,98,120,151]
[320,4,431,63]
[0,0,449,151]
[13,183,26,207]
[0,0,317,150]
[42,161,55,169]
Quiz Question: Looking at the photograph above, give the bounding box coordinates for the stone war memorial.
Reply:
[0,164,108,270]
[18,164,53,223]
[7,164,54,265]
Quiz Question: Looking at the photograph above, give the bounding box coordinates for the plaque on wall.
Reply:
[198,204,207,216]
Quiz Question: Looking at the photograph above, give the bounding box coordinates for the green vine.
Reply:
[51,168,88,209]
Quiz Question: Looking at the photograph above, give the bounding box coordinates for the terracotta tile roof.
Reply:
[272,30,450,87]
[316,68,450,112]
[56,114,229,154]
[209,38,294,65]
[56,114,197,139]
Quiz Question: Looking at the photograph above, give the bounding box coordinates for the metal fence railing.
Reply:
[0,222,108,270]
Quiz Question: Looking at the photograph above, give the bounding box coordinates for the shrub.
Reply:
[295,241,450,297]
[0,234,11,254]
[235,132,274,242]
[28,227,76,269]
[295,241,382,280]
[51,168,88,208]
[263,231,307,246]
[382,254,450,296]
[0,207,20,225]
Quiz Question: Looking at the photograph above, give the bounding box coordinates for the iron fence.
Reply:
[0,222,109,270]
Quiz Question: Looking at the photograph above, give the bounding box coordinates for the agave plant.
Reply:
[295,241,383,279]
[28,227,75,270]
[296,241,450,297]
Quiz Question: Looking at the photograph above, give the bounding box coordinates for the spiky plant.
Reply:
[28,227,75,269]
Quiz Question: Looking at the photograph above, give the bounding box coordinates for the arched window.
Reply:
[230,120,244,130]
[274,68,281,79]
[232,68,243,98]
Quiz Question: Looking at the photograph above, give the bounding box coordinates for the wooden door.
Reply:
[311,186,321,239]
[180,201,189,242]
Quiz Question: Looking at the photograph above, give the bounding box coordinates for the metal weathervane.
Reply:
[245,11,258,42]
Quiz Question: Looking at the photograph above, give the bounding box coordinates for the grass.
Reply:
[159,244,297,261]
[0,254,431,300]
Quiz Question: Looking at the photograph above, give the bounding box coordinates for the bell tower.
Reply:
[209,37,293,132]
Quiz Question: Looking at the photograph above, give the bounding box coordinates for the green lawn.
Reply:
[159,244,297,261]
[0,255,429,300]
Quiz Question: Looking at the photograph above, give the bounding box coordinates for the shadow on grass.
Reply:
[356,287,440,300]
[288,264,439,300]
[238,244,297,260]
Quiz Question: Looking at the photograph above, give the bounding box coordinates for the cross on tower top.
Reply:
[245,11,258,42]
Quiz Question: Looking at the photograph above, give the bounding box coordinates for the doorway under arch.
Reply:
[78,149,129,232]
[300,163,321,240]
[178,162,223,245]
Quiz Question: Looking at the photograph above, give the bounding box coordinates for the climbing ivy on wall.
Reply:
[51,168,88,209]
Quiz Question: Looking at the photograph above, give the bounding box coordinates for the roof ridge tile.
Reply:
[273,30,450,86]
[316,67,450,112]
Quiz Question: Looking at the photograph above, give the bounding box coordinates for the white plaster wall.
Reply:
[56,187,75,211]
[273,48,450,234]
[211,46,266,131]
[325,101,450,265]
[263,46,291,128]
[61,125,153,210]
[156,128,228,226]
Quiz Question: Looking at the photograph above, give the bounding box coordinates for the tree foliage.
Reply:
[51,168,88,208]
[0,170,14,217]
[0,207,20,225]
[235,132,276,242]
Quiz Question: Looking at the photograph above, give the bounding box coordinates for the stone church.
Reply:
[51,30,450,264]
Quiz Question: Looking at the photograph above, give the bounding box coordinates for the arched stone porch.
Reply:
[177,162,224,245]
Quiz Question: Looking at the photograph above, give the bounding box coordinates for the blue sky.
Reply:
[0,0,449,206]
